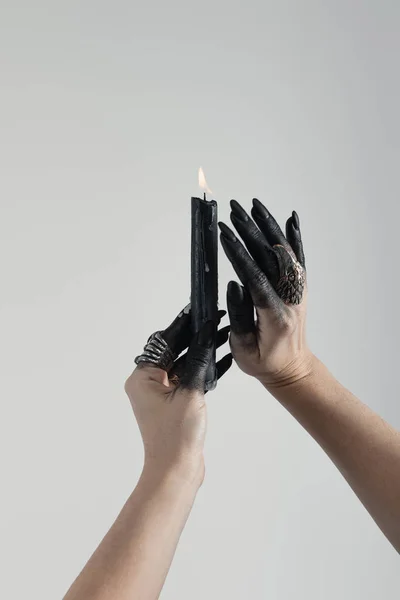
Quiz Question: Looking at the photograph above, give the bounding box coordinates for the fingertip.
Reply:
[177,303,191,317]
[216,352,234,380]
[252,197,270,217]
[218,221,237,242]
[230,199,249,221]
[285,215,294,239]
[224,352,233,369]
[286,213,306,268]
[227,280,244,304]
[217,309,227,319]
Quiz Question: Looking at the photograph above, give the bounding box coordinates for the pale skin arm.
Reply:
[63,312,231,600]
[63,469,198,600]
[219,197,400,554]
[267,356,400,553]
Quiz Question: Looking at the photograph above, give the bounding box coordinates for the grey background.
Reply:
[1,1,399,598]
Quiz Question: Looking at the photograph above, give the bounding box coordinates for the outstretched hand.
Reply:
[219,198,312,389]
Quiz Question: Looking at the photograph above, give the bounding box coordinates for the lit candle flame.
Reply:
[198,167,213,196]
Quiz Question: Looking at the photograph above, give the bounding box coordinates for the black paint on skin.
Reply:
[251,198,290,250]
[178,320,214,390]
[218,221,283,312]
[138,307,232,392]
[273,244,306,305]
[226,281,258,350]
[291,210,300,230]
[177,321,232,392]
[162,306,192,357]
[170,324,231,384]
[285,211,306,270]
[230,199,280,286]
[219,198,306,308]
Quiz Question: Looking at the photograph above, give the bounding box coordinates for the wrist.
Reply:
[258,350,317,394]
[141,459,204,496]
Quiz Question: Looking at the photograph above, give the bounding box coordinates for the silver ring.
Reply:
[134,331,177,371]
[276,260,306,305]
[273,245,306,305]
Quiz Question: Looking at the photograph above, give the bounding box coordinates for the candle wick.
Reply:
[203,192,207,201]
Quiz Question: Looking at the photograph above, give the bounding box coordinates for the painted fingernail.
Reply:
[198,320,215,347]
[292,210,300,230]
[227,280,244,304]
[217,309,226,325]
[218,222,237,242]
[230,199,249,222]
[252,198,270,219]
[217,325,230,345]
[178,303,191,318]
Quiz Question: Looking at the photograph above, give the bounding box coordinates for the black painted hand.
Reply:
[163,309,231,391]
[124,308,231,486]
[219,199,312,388]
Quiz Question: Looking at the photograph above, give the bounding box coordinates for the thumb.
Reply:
[179,321,215,392]
[125,364,170,396]
[227,280,256,339]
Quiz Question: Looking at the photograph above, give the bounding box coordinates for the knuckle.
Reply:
[247,264,266,284]
[187,354,208,371]
[124,370,139,394]
[279,312,295,333]
[124,376,133,394]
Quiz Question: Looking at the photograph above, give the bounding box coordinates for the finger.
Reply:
[216,353,233,380]
[170,324,231,377]
[217,309,227,323]
[129,362,170,388]
[273,244,306,305]
[227,281,256,336]
[219,221,282,311]
[251,198,291,250]
[179,320,215,391]
[161,307,225,359]
[230,199,280,285]
[216,324,230,348]
[169,323,230,382]
[285,211,306,269]
[162,304,192,356]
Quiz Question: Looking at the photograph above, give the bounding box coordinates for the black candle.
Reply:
[191,190,218,391]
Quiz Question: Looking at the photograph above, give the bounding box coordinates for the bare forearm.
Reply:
[265,356,400,552]
[64,469,199,600]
